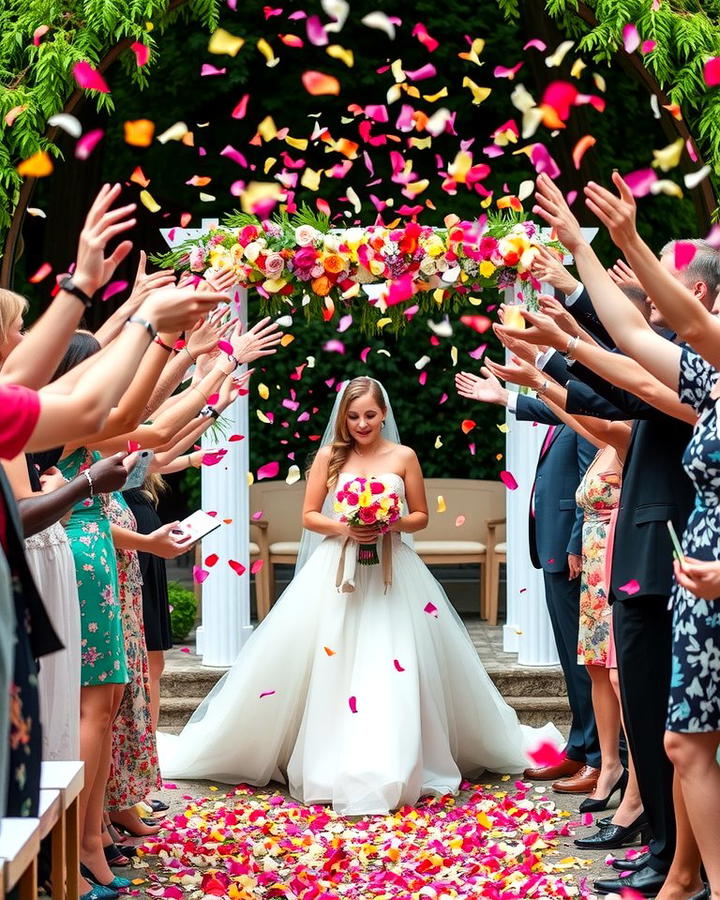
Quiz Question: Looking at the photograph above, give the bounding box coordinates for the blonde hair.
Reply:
[142,472,169,507]
[326,376,386,488]
[0,289,27,357]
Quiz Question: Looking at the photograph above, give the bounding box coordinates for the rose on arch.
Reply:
[311,275,332,296]
[239,225,259,244]
[264,252,285,278]
[295,224,320,246]
[323,254,345,274]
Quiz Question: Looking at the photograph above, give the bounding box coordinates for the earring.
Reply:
[381,420,386,429]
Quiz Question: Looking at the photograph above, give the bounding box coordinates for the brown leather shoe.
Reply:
[523,757,584,781]
[552,765,601,794]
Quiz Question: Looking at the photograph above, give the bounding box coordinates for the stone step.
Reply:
[160,666,567,700]
[159,693,571,732]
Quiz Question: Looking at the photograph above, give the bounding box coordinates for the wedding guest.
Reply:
[516,171,705,898]
[455,365,601,793]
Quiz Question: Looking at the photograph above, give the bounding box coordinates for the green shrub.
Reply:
[168,581,197,643]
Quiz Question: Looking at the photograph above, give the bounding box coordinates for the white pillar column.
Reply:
[502,283,558,666]
[195,285,252,667]
[160,223,252,667]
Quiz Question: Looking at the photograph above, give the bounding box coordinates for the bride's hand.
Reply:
[346,524,381,543]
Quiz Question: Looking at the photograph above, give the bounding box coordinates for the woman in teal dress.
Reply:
[59,446,130,896]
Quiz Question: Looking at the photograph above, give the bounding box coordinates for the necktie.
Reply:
[541,424,556,456]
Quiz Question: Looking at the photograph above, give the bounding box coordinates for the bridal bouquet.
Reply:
[334,476,401,565]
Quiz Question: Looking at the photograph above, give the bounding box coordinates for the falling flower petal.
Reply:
[257,460,280,480]
[623,168,658,197]
[286,465,301,485]
[73,61,110,93]
[528,740,564,768]
[619,578,640,595]
[259,690,276,698]
[674,241,697,270]
[622,23,640,53]
[228,559,246,576]
[500,470,519,490]
[302,70,341,95]
[348,695,358,713]
[361,11,396,39]
[208,27,245,56]
[572,134,596,169]
[17,151,54,177]
[424,601,438,616]
[101,280,128,301]
[75,129,104,160]
[124,119,154,147]
[29,263,52,283]
[130,42,150,66]
[704,57,720,86]
[393,659,405,672]
[192,565,209,584]
[48,113,82,138]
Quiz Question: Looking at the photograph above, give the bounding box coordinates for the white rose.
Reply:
[295,225,319,247]
[244,241,262,263]
[323,234,340,253]
[419,257,437,277]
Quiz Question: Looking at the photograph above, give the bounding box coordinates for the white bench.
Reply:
[40,761,84,900]
[0,816,41,900]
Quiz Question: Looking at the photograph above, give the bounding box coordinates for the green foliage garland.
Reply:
[0,0,221,233]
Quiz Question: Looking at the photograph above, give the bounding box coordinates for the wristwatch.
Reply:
[58,275,93,308]
[201,406,221,420]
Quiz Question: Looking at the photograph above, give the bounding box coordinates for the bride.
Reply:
[160,376,560,814]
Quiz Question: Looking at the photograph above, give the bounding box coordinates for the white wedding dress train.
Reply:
[160,474,561,815]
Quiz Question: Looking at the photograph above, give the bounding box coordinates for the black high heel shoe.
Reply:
[574,812,649,850]
[579,769,628,813]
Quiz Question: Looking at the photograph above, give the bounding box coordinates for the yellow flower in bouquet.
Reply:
[209,246,232,269]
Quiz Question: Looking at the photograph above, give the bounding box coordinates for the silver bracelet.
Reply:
[565,335,580,360]
[83,469,94,498]
[536,379,549,398]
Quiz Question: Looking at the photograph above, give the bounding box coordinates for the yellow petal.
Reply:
[423,87,448,102]
[286,465,301,485]
[462,77,491,105]
[139,189,160,212]
[258,383,269,400]
[437,495,446,513]
[257,116,278,141]
[208,28,245,56]
[434,435,443,449]
[300,168,321,190]
[256,410,271,424]
[570,58,586,78]
[326,44,354,67]
[257,38,278,66]
[285,136,308,150]
[651,137,684,172]
[280,333,295,347]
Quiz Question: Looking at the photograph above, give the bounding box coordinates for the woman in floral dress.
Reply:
[105,491,162,836]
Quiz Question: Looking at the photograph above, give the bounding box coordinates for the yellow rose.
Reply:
[369,259,385,276]
[209,247,231,268]
[479,260,497,278]
[424,236,445,258]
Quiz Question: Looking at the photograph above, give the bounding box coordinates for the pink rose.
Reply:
[359,507,377,524]
[239,225,259,244]
[264,252,285,278]
[293,247,317,270]
[188,246,206,271]
[370,481,384,495]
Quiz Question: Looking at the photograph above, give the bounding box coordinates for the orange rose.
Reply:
[323,254,344,274]
[311,275,332,296]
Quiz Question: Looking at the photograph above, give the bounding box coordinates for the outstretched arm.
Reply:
[585,172,720,367]
[533,172,682,390]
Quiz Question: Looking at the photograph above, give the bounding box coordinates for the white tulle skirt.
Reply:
[159,534,561,814]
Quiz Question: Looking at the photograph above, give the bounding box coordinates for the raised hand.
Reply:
[584,172,639,250]
[73,184,137,296]
[230,317,284,364]
[138,283,231,334]
[204,266,238,294]
[608,257,640,288]
[533,172,584,252]
[187,311,229,360]
[128,251,176,308]
[455,369,508,406]
[485,355,543,391]
[530,244,579,295]
[492,321,541,364]
[537,294,583,338]
[87,452,130,494]
[496,307,567,350]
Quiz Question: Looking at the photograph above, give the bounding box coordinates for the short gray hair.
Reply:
[660,238,720,300]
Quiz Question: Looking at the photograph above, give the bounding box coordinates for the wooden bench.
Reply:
[250,478,506,617]
[0,817,41,900]
[40,760,84,900]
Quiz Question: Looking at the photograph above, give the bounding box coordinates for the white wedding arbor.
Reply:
[162,222,595,669]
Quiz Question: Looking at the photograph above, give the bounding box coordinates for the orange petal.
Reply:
[301,70,341,95]
[572,134,596,169]
[17,150,53,177]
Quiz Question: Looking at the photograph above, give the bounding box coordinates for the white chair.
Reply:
[40,761,84,900]
[0,816,41,900]
[38,789,62,900]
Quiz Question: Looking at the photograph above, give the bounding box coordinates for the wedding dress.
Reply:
[160,471,561,815]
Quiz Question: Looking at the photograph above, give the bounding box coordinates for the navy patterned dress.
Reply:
[667,348,720,733]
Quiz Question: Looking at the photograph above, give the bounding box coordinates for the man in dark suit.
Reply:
[455,372,601,790]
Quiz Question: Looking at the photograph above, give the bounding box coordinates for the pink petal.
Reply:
[619,579,640,595]
[423,601,438,616]
[494,62,523,79]
[201,64,227,76]
[231,94,250,119]
[75,129,104,160]
[192,565,210,584]
[259,690,276,698]
[640,40,656,54]
[674,241,697,271]
[523,39,547,51]
[500,470,518,491]
[348,696,358,713]
[530,143,561,179]
[323,339,346,353]
[33,25,50,46]
[393,659,405,672]
[72,61,110,93]
[622,23,640,54]
[337,314,353,333]
[306,15,328,46]
[623,168,658,197]
[217,339,234,354]
[405,63,437,81]
[527,740,564,768]
[257,460,280,480]
[704,57,720,86]
[220,144,248,166]
[101,280,128,301]
[130,42,150,66]
[250,559,264,575]
[228,559,246,576]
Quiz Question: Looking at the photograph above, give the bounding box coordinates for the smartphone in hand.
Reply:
[123,450,154,491]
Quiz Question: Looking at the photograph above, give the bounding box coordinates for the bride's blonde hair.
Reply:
[326,377,387,488]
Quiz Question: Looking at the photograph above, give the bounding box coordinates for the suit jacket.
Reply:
[515,394,596,573]
[544,352,630,419]
[0,466,62,659]
[559,291,695,601]
[568,287,615,348]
